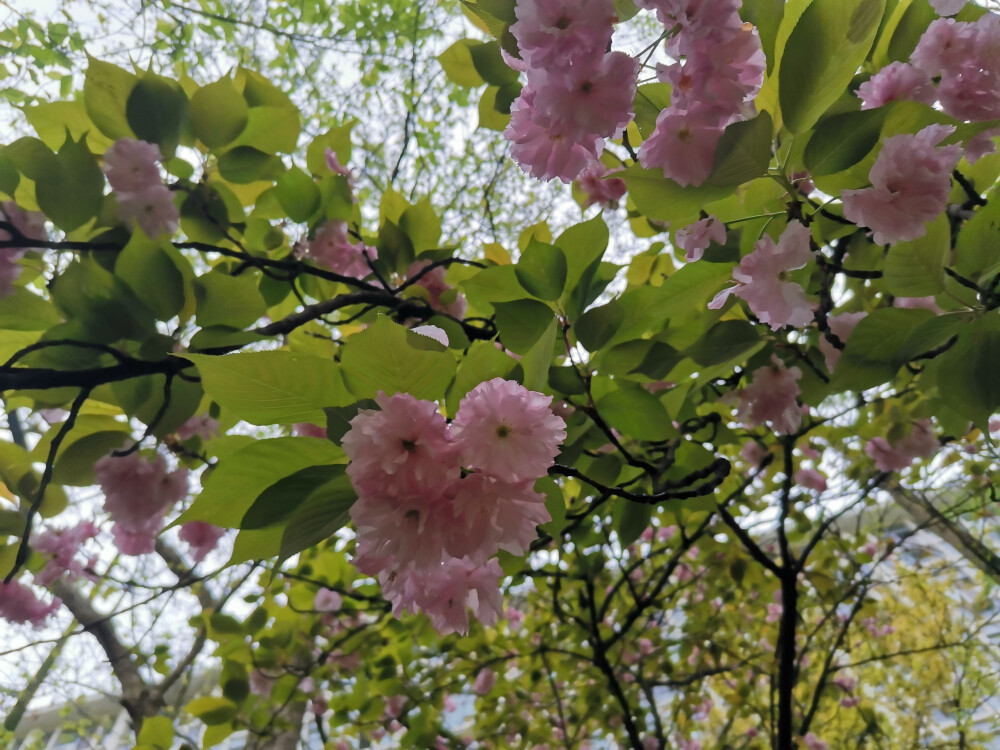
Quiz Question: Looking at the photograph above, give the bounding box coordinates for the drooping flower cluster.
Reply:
[841,124,962,246]
[504,0,638,182]
[0,580,60,627]
[343,379,566,634]
[729,356,804,435]
[95,450,189,555]
[865,419,939,472]
[709,220,814,330]
[0,201,46,297]
[32,520,98,586]
[638,0,766,186]
[103,137,179,238]
[307,220,378,279]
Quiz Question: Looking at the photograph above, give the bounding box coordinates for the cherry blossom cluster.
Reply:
[638,0,765,186]
[842,124,963,246]
[103,138,180,238]
[32,520,98,586]
[178,521,226,563]
[709,220,814,330]
[0,580,59,628]
[0,201,46,297]
[95,450,189,555]
[860,11,1000,129]
[504,0,638,182]
[342,378,566,634]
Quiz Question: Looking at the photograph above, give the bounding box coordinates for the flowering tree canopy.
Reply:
[3,0,1000,749]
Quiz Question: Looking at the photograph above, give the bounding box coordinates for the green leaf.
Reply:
[493,299,556,354]
[438,39,486,88]
[339,316,456,401]
[228,105,301,154]
[881,214,948,296]
[125,72,188,157]
[615,500,652,547]
[804,109,887,176]
[34,133,104,232]
[217,146,284,184]
[184,351,352,425]
[279,472,356,562]
[185,696,238,725]
[622,166,733,225]
[400,198,442,255]
[241,465,345,529]
[178,436,344,527]
[596,387,676,442]
[49,258,156,342]
[938,317,1000,428]
[515,239,567,301]
[460,265,526,311]
[830,308,933,391]
[955,191,1000,284]
[115,233,187,320]
[193,271,267,329]
[469,41,519,86]
[276,166,320,222]
[687,320,764,367]
[83,56,137,141]
[137,716,174,750]
[519,315,558,392]
[780,0,887,133]
[0,154,18,198]
[0,289,62,331]
[190,77,249,149]
[706,112,773,187]
[306,121,355,176]
[575,301,625,351]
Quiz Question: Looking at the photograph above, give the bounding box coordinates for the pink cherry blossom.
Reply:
[740,441,769,466]
[104,137,163,194]
[576,162,627,208]
[380,557,504,635]
[709,221,814,330]
[473,667,497,695]
[324,147,355,186]
[314,587,343,613]
[293,422,327,439]
[178,521,226,562]
[0,580,60,627]
[795,468,828,493]
[966,127,1000,164]
[447,473,550,560]
[803,733,828,750]
[865,419,938,471]
[731,356,804,435]
[832,673,858,692]
[675,215,726,262]
[894,296,942,314]
[0,202,46,297]
[856,62,936,110]
[510,0,616,73]
[639,108,723,187]
[530,52,639,142]
[32,521,98,587]
[343,391,458,498]
[842,124,962,246]
[116,184,180,238]
[175,414,220,441]
[819,311,867,372]
[638,0,743,44]
[95,451,188,556]
[451,378,567,482]
[384,695,407,718]
[505,89,603,183]
[308,220,377,278]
